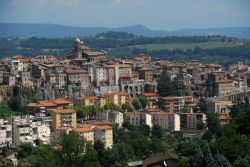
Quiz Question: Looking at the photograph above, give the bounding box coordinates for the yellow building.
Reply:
[74,96,106,107]
[51,109,77,130]
[73,126,95,144]
[104,92,130,106]
[94,125,113,148]
[151,112,180,131]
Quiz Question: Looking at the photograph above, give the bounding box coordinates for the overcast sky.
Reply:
[0,0,250,30]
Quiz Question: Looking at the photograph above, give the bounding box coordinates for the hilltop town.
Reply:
[0,38,250,166]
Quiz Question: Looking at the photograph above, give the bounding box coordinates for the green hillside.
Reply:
[131,41,239,51]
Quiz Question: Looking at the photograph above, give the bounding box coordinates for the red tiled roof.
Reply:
[95,125,112,130]
[52,98,70,105]
[143,93,160,97]
[27,101,57,107]
[73,127,93,133]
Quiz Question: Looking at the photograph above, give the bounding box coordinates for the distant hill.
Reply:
[1,22,250,39]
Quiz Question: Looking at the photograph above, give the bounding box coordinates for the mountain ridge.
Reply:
[1,22,250,39]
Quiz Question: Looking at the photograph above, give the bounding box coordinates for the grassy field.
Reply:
[131,41,238,51]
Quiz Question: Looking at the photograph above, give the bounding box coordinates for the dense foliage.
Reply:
[178,108,250,167]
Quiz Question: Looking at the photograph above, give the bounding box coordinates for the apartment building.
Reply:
[0,119,12,148]
[151,112,180,131]
[207,100,233,114]
[94,125,113,148]
[73,125,95,144]
[89,62,132,87]
[160,96,185,113]
[74,96,106,107]
[181,113,206,130]
[52,98,71,109]
[104,92,130,106]
[143,93,160,109]
[96,110,124,127]
[65,69,90,90]
[51,109,77,130]
[124,112,152,128]
[6,116,51,147]
[27,98,71,116]
[215,80,234,96]
[138,68,154,82]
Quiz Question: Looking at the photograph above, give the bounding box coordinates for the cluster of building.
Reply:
[1,38,250,148]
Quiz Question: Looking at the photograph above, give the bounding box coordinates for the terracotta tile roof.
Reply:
[143,93,160,97]
[184,96,193,99]
[95,125,112,130]
[73,127,93,133]
[51,109,75,114]
[27,100,57,107]
[94,121,114,126]
[52,98,70,105]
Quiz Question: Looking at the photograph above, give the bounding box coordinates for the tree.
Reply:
[198,98,208,113]
[157,72,176,97]
[152,125,163,139]
[60,132,85,167]
[8,97,21,112]
[232,156,250,167]
[18,143,34,159]
[138,96,148,109]
[121,102,135,112]
[104,103,119,110]
[214,152,231,167]
[232,109,250,135]
[132,98,142,111]
[206,112,220,134]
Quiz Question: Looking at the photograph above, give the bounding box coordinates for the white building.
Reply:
[0,119,12,148]
[7,116,51,147]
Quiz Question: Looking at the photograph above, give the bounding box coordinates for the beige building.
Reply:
[65,69,90,90]
[73,126,95,144]
[215,80,233,96]
[104,92,130,106]
[138,68,154,82]
[124,112,152,128]
[74,96,106,107]
[151,112,180,131]
[94,125,113,148]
